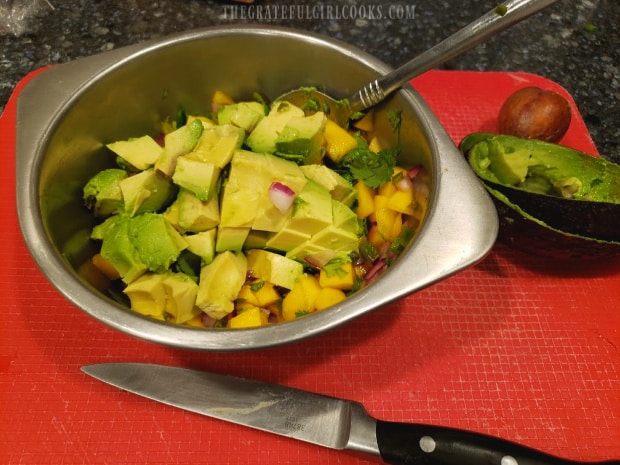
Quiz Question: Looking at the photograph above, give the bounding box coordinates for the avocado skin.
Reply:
[461,133,620,258]
[488,186,620,260]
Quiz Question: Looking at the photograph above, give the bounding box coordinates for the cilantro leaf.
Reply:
[341,145,398,188]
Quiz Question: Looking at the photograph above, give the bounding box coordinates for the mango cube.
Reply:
[281,274,321,321]
[229,307,268,328]
[354,181,375,219]
[315,287,347,311]
[319,262,355,291]
[387,189,415,215]
[324,120,358,162]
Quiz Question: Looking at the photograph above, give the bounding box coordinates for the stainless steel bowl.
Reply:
[16,25,498,350]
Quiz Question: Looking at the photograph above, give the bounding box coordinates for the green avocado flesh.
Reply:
[462,133,620,245]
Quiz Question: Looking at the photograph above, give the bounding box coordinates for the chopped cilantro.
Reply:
[295,310,312,318]
[341,144,399,188]
[494,4,507,16]
[322,256,352,278]
[249,280,265,292]
[390,225,414,255]
[386,110,402,132]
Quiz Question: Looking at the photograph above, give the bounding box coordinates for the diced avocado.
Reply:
[83,168,127,217]
[246,101,304,154]
[90,215,120,241]
[122,272,167,318]
[184,229,217,264]
[119,168,175,216]
[100,215,147,284]
[190,124,246,168]
[123,272,200,324]
[217,102,266,132]
[160,272,200,324]
[155,119,204,176]
[288,179,333,235]
[300,164,357,207]
[331,199,361,236]
[216,226,251,252]
[195,251,247,320]
[265,227,310,252]
[172,156,220,201]
[106,135,164,171]
[243,230,269,249]
[246,249,303,290]
[302,226,360,254]
[219,150,266,227]
[275,111,327,164]
[175,188,220,233]
[127,213,188,273]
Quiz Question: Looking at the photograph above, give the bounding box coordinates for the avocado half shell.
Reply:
[460,133,620,259]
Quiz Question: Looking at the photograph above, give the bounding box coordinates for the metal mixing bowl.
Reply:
[16,25,498,350]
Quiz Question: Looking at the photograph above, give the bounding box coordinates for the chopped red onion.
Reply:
[268,182,296,213]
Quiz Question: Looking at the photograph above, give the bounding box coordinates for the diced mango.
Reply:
[354,181,375,219]
[352,110,374,132]
[324,119,358,162]
[391,212,403,239]
[368,135,385,153]
[78,259,111,292]
[92,253,121,280]
[367,224,386,249]
[228,307,268,328]
[375,202,399,241]
[211,90,235,112]
[378,181,397,198]
[315,287,347,311]
[387,189,415,215]
[236,284,260,312]
[319,262,355,291]
[370,194,389,223]
[254,282,281,307]
[281,274,321,321]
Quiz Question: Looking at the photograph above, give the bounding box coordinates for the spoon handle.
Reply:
[350,0,558,112]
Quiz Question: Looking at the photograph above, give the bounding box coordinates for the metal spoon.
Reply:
[278,0,558,127]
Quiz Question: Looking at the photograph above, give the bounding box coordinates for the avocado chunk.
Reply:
[106,135,164,171]
[246,101,304,154]
[184,229,217,265]
[196,251,247,320]
[216,226,250,252]
[119,168,175,217]
[123,272,200,324]
[288,179,333,235]
[275,111,327,164]
[83,168,127,217]
[190,123,246,168]
[246,249,303,290]
[172,156,220,202]
[462,133,620,243]
[100,215,147,284]
[173,188,220,233]
[127,213,188,273]
[217,102,266,132]
[300,164,357,207]
[155,119,204,177]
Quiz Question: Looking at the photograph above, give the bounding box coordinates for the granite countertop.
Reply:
[1,0,618,161]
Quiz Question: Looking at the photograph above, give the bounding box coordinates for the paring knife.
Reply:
[82,363,619,465]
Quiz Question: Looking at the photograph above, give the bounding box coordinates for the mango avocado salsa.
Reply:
[80,95,430,329]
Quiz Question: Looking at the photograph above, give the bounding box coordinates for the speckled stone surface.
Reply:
[1,0,618,160]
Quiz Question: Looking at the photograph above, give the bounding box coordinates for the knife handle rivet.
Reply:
[501,455,518,465]
[419,435,436,453]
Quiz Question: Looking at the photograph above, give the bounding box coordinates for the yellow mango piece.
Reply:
[281,274,321,321]
[370,194,389,223]
[236,284,260,310]
[212,90,235,108]
[354,181,375,219]
[254,282,281,307]
[185,315,206,328]
[378,181,397,197]
[352,110,374,132]
[319,262,355,291]
[315,287,347,311]
[375,202,399,241]
[324,119,358,162]
[78,259,111,292]
[368,135,385,153]
[368,224,386,249]
[228,307,268,329]
[391,212,403,239]
[387,189,415,215]
[92,253,121,280]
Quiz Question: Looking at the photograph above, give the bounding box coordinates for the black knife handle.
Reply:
[376,420,619,465]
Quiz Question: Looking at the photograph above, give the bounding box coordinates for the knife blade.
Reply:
[81,363,618,465]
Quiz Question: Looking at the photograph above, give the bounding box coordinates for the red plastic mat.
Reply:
[1,70,619,464]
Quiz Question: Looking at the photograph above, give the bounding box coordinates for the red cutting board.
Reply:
[1,70,619,465]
